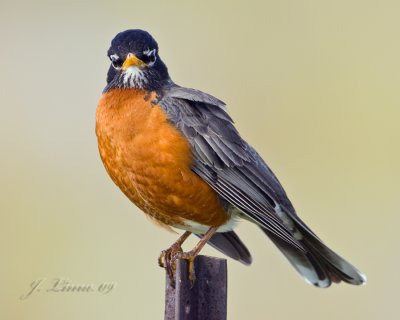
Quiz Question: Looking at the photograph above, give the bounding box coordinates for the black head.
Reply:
[104,29,170,92]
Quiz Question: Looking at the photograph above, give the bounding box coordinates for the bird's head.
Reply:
[104,29,170,92]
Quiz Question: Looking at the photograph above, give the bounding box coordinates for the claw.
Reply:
[188,255,196,284]
[158,251,166,268]
[158,242,183,285]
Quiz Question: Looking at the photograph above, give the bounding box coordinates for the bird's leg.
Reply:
[158,231,192,282]
[173,226,218,283]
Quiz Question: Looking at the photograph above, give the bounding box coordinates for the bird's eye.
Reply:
[140,49,157,66]
[109,54,123,69]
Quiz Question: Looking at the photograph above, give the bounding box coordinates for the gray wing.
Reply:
[159,84,304,251]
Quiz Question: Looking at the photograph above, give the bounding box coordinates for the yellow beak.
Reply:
[122,53,145,70]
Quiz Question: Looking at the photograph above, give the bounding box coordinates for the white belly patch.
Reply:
[173,214,239,234]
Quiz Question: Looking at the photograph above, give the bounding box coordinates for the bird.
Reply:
[96,29,366,287]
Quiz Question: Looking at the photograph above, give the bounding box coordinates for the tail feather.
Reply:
[291,212,367,286]
[299,227,367,285]
[261,227,332,287]
[260,215,367,287]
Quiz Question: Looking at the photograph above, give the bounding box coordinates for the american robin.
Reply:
[96,29,366,287]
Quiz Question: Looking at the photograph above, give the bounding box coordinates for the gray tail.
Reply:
[260,218,367,288]
[197,231,252,265]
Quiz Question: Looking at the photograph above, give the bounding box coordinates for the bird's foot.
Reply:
[158,227,217,286]
[172,250,197,284]
[159,247,197,286]
[158,242,183,283]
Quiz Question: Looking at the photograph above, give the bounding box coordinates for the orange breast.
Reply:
[95,89,229,228]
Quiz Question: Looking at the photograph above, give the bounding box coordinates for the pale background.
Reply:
[1,0,398,319]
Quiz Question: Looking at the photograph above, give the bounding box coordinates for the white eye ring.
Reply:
[109,54,122,69]
[143,49,157,66]
[110,54,120,60]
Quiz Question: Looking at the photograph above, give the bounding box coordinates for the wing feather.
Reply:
[158,85,304,250]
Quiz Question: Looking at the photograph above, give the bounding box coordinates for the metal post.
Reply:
[164,255,227,320]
